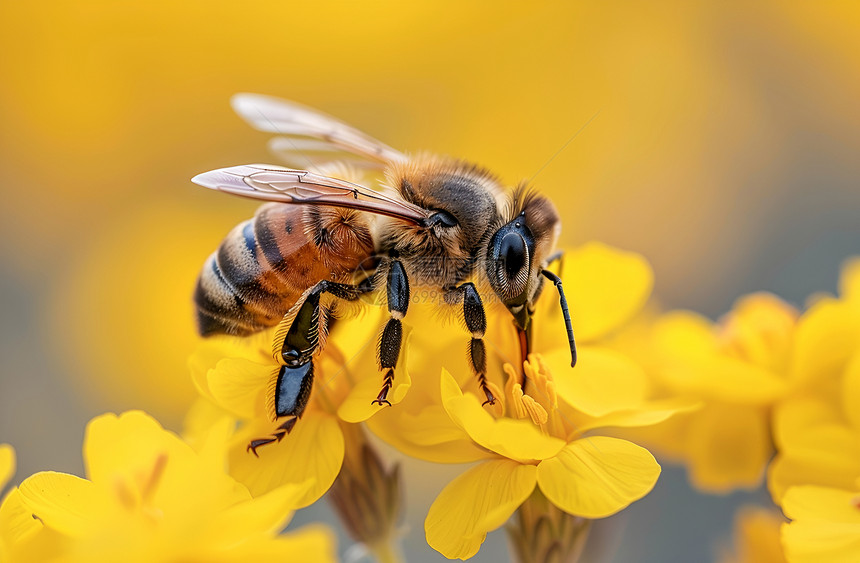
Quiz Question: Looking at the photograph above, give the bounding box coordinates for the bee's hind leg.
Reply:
[449,282,495,406]
[248,279,371,455]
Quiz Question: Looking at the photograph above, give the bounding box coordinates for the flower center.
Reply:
[717,297,797,373]
[113,453,168,521]
[502,355,571,440]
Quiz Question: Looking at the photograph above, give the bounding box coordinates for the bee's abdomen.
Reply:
[194,204,368,337]
[195,251,266,336]
[195,215,295,336]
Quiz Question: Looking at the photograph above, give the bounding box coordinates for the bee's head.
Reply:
[485,186,560,330]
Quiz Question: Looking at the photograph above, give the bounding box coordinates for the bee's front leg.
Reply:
[448,283,495,406]
[372,260,409,407]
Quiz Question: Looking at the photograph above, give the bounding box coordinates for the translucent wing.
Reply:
[232,93,407,169]
[192,164,428,224]
[267,137,384,171]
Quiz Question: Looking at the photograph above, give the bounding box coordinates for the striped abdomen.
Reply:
[195,203,375,336]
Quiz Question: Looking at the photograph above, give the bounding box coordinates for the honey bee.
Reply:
[193,94,576,453]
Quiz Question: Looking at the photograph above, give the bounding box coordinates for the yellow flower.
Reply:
[769,350,860,501]
[424,359,662,559]
[768,258,860,501]
[719,506,787,563]
[642,258,860,494]
[1,411,335,562]
[189,306,410,560]
[781,484,860,563]
[368,242,685,464]
[357,242,679,559]
[189,304,407,506]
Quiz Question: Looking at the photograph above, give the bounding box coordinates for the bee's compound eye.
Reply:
[499,232,527,279]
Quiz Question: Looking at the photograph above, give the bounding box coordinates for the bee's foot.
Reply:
[372,383,392,407]
[247,437,277,457]
[372,368,394,407]
[246,417,298,456]
[372,388,392,407]
[481,387,497,407]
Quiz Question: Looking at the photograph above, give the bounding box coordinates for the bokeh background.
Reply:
[2,1,859,561]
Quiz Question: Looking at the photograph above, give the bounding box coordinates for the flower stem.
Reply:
[508,489,591,563]
[329,422,403,563]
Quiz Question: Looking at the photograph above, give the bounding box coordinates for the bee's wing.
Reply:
[232,93,407,169]
[266,138,385,171]
[192,164,428,225]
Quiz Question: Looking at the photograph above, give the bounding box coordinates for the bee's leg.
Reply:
[449,282,495,406]
[247,415,303,456]
[372,260,409,407]
[248,280,372,455]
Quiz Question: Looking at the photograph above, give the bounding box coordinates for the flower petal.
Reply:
[84,411,248,514]
[536,436,660,518]
[188,332,273,400]
[577,397,701,432]
[207,481,311,540]
[214,524,337,562]
[783,485,860,524]
[425,460,536,560]
[772,396,839,451]
[17,472,106,536]
[790,298,860,387]
[0,444,14,492]
[338,328,413,423]
[685,403,770,493]
[782,486,860,563]
[841,352,860,434]
[182,397,236,457]
[207,358,273,419]
[229,411,343,507]
[768,421,860,502]
[653,312,787,404]
[367,402,492,463]
[722,292,797,370]
[441,369,565,462]
[0,489,47,561]
[548,346,649,416]
[537,242,653,343]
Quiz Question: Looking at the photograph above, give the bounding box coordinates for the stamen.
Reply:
[503,363,519,388]
[545,380,559,410]
[141,453,168,504]
[523,358,537,385]
[511,383,528,419]
[114,479,137,511]
[503,363,518,400]
[521,395,548,426]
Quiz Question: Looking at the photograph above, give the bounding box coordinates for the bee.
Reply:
[193,94,577,453]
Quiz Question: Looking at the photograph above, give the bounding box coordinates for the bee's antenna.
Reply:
[541,269,577,367]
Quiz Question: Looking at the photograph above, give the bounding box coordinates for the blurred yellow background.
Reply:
[1,2,859,561]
